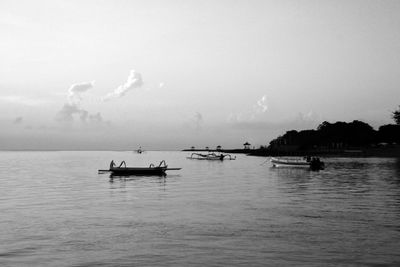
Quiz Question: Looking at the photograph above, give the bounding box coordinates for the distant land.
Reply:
[183,119,400,158]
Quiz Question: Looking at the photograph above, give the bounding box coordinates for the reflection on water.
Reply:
[109,175,167,187]
[394,158,400,181]
[271,167,314,193]
[0,152,400,266]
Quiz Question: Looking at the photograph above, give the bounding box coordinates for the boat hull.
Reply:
[271,157,309,167]
[110,167,167,176]
[271,162,310,168]
[270,157,324,170]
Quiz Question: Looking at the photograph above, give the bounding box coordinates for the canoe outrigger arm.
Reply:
[119,161,126,168]
[149,160,167,168]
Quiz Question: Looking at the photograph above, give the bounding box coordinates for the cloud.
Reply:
[55,103,109,124]
[228,94,321,136]
[230,110,321,132]
[295,110,320,123]
[14,116,23,124]
[256,95,268,113]
[56,80,94,122]
[56,81,108,125]
[228,94,269,123]
[56,103,87,122]
[68,81,94,103]
[102,70,143,101]
[88,112,104,123]
[183,112,204,131]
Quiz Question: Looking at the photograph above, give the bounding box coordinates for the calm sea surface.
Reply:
[0,151,399,266]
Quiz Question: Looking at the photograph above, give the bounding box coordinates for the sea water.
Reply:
[0,151,399,266]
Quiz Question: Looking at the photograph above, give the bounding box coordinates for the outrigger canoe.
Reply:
[99,160,181,176]
[187,152,236,161]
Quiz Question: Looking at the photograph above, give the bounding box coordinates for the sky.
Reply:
[1,0,400,150]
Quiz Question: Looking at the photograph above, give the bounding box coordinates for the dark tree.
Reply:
[393,106,400,125]
[378,124,400,143]
[268,120,377,152]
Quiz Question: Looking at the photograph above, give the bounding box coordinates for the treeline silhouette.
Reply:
[262,120,400,155]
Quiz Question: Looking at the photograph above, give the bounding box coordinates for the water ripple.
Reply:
[0,152,399,266]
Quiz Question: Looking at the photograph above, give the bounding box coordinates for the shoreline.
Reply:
[182,145,400,158]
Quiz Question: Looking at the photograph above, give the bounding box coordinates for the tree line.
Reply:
[267,106,400,152]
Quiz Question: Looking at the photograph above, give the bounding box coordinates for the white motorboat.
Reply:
[270,156,324,170]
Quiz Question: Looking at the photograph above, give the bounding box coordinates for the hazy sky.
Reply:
[1,0,400,150]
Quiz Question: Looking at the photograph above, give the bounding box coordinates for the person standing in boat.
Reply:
[110,160,115,169]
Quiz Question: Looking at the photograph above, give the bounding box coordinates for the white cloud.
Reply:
[102,70,143,101]
[256,95,268,113]
[56,81,108,125]
[68,81,95,103]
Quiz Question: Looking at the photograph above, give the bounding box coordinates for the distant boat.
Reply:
[187,152,236,161]
[99,160,181,176]
[270,157,324,170]
[135,147,144,154]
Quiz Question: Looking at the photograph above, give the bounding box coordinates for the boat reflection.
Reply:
[109,174,167,186]
[110,172,166,178]
[270,166,313,176]
[109,173,166,181]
